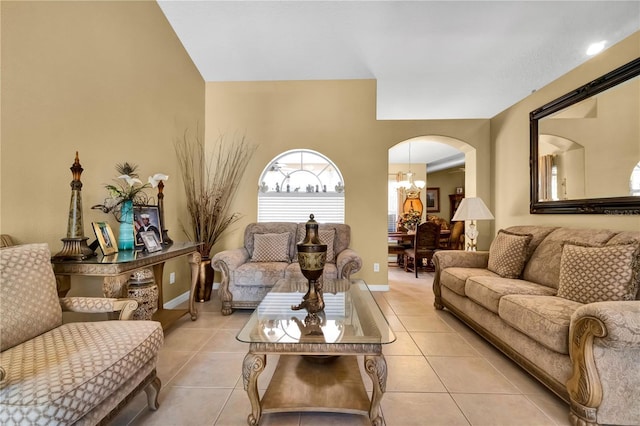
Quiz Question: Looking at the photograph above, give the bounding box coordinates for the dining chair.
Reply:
[447,221,465,250]
[439,221,464,249]
[404,221,441,277]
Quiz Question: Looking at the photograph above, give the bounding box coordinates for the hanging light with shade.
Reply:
[398,142,426,216]
[398,142,426,196]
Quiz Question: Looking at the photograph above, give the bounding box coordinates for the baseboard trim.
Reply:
[163,282,220,309]
[367,284,389,292]
[163,291,189,309]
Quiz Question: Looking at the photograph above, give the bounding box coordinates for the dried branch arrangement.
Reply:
[175,129,257,257]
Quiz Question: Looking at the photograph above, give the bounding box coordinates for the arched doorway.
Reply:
[388,136,477,226]
[388,136,477,273]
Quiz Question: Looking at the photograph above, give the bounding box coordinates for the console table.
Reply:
[51,242,201,329]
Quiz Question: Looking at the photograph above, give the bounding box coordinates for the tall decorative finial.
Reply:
[156,179,173,245]
[52,152,95,260]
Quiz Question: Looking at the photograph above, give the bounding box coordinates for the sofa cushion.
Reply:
[234,262,289,287]
[0,243,63,352]
[0,320,163,424]
[295,223,351,259]
[439,267,500,296]
[465,276,556,314]
[285,262,338,282]
[606,231,640,247]
[557,242,640,304]
[251,232,291,262]
[319,229,336,263]
[499,295,582,354]
[503,226,557,260]
[488,229,533,278]
[244,223,298,261]
[522,227,617,289]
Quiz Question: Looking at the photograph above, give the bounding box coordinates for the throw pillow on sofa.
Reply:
[488,229,533,278]
[557,242,640,304]
[251,232,290,262]
[319,229,336,262]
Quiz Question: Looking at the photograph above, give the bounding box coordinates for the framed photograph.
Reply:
[456,186,464,194]
[92,222,118,255]
[133,205,163,249]
[426,187,440,212]
[140,231,162,253]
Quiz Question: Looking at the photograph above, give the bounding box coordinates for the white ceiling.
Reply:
[157,0,640,164]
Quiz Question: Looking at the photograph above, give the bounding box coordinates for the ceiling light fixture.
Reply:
[586,40,606,56]
[398,142,426,196]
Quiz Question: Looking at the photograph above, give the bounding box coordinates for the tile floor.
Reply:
[112,267,571,426]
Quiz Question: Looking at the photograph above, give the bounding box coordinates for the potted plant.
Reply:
[175,129,257,301]
[100,163,167,250]
[399,209,422,233]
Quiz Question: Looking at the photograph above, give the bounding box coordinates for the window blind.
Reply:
[258,193,345,223]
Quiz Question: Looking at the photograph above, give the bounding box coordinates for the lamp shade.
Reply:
[451,197,494,221]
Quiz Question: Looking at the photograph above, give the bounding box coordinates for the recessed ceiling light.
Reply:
[586,41,606,56]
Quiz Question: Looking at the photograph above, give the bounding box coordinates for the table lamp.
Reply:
[451,197,494,251]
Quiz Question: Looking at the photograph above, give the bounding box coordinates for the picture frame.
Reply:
[133,205,163,249]
[92,222,118,255]
[426,187,440,212]
[456,186,464,194]
[140,231,162,253]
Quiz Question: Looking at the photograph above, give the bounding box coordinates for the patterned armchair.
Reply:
[212,222,362,315]
[0,243,164,425]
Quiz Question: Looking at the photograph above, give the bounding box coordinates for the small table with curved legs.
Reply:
[237,278,396,425]
[52,242,201,329]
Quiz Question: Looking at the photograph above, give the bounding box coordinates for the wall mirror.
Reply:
[530,57,640,214]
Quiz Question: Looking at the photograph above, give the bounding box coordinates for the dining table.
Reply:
[388,229,451,242]
[388,231,415,243]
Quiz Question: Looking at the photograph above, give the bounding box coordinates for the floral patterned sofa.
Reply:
[0,243,164,425]
[212,222,362,315]
[433,226,640,426]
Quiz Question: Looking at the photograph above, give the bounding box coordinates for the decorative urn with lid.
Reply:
[292,214,327,314]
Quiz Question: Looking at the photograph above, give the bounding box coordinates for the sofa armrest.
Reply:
[335,248,362,279]
[567,301,640,425]
[211,248,250,272]
[572,301,640,348]
[432,250,489,310]
[211,248,250,315]
[59,297,138,320]
[433,250,490,270]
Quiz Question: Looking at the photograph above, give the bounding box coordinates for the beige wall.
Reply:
[491,31,640,232]
[205,80,491,285]
[6,3,633,296]
[1,1,205,301]
[425,169,466,222]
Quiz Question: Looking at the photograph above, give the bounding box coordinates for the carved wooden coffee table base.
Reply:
[237,279,394,426]
[242,342,387,426]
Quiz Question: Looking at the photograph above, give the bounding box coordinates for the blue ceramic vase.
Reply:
[118,200,135,250]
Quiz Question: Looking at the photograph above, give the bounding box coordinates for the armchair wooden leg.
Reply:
[144,375,161,411]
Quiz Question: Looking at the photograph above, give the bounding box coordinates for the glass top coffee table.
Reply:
[237,278,395,425]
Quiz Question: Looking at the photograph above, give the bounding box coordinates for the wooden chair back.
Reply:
[448,221,464,250]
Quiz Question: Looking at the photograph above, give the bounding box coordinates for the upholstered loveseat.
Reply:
[212,222,362,315]
[433,226,640,426]
[0,243,164,425]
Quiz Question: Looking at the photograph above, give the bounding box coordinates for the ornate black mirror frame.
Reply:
[530,57,640,214]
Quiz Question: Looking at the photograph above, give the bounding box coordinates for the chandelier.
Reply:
[398,142,426,197]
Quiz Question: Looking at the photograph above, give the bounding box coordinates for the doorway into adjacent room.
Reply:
[387,136,475,277]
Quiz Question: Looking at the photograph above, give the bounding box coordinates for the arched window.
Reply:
[258,149,345,223]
